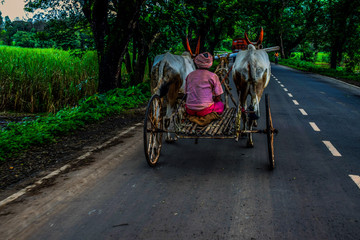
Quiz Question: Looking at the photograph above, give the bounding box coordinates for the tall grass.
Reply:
[0,46,98,113]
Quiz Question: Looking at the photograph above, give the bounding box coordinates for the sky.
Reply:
[0,0,32,21]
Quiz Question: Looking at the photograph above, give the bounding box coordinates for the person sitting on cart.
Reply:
[185,52,224,125]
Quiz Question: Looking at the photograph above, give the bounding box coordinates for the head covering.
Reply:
[194,52,213,69]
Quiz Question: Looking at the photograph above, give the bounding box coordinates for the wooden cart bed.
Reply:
[175,107,237,138]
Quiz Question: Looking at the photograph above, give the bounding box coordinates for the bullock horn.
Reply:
[244,31,252,45]
[256,27,264,46]
[186,37,194,56]
[195,37,201,56]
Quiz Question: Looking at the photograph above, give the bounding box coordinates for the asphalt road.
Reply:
[0,64,360,239]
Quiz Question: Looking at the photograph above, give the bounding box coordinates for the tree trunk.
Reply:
[330,39,340,69]
[133,51,148,85]
[131,31,160,86]
[82,0,145,93]
[99,51,118,91]
[280,32,286,58]
[124,51,132,74]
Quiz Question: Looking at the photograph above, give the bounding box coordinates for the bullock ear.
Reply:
[244,31,252,45]
[186,37,194,56]
[256,27,264,46]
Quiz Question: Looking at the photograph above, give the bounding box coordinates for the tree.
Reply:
[13,31,36,47]
[324,0,360,69]
[44,17,93,50]
[26,0,146,93]
[0,11,3,27]
[182,0,239,55]
[3,16,16,45]
[128,0,193,85]
[0,11,3,42]
[234,0,323,59]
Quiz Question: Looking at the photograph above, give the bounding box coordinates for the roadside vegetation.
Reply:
[0,83,150,162]
[0,46,98,113]
[0,45,150,163]
[271,51,360,84]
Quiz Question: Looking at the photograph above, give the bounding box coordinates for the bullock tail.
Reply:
[151,60,167,96]
[247,45,257,82]
[158,61,171,98]
[150,63,160,94]
[153,62,181,103]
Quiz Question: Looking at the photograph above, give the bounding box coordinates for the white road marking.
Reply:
[309,122,320,131]
[292,100,299,105]
[349,175,360,190]
[0,122,143,208]
[299,108,308,115]
[284,88,288,92]
[288,93,293,97]
[280,84,285,87]
[336,101,346,106]
[322,141,342,157]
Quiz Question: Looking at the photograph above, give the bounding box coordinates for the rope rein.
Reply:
[220,65,233,85]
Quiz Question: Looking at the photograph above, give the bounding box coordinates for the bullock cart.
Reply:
[143,92,277,169]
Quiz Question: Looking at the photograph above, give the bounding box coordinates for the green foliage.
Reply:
[0,14,94,51]
[0,11,3,27]
[0,46,98,113]
[12,31,36,48]
[279,58,360,82]
[0,84,151,162]
[44,17,94,50]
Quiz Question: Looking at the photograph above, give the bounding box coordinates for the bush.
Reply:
[279,58,360,82]
[12,31,36,48]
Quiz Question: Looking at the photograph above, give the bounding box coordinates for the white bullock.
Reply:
[232,44,271,147]
[151,52,196,141]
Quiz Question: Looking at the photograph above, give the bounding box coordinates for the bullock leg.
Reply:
[244,97,255,148]
[235,90,244,141]
[164,78,181,143]
[164,103,175,143]
[247,117,254,148]
[246,84,260,148]
[238,91,249,139]
[250,95,259,128]
[240,85,250,135]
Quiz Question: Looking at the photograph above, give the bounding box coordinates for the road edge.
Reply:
[272,63,360,91]
[0,122,143,209]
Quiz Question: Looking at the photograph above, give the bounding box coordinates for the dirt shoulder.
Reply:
[0,108,145,192]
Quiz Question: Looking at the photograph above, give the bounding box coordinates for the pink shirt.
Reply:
[185,69,224,111]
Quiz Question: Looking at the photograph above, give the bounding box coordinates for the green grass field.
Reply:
[0,46,99,113]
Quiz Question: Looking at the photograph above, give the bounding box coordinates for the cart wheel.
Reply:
[265,94,275,170]
[144,94,163,167]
